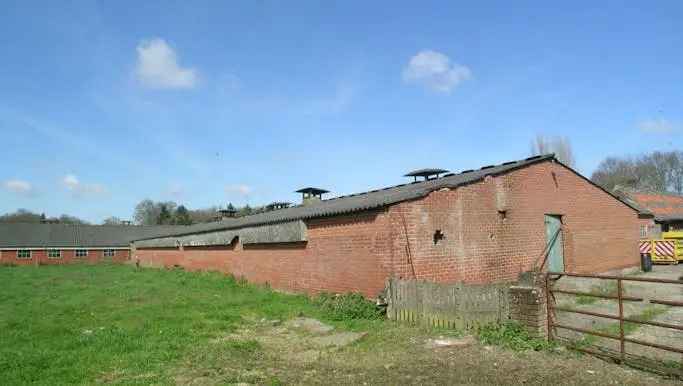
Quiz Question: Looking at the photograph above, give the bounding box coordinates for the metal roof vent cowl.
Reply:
[404,168,450,182]
[296,187,329,206]
[216,204,238,220]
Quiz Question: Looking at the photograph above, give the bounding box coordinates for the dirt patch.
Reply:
[176,318,677,385]
[425,335,476,349]
[311,331,367,348]
[212,317,366,365]
[284,317,335,334]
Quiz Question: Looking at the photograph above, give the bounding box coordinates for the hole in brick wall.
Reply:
[551,171,559,188]
[433,230,444,244]
[498,210,507,221]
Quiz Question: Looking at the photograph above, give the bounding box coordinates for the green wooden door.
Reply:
[544,215,564,272]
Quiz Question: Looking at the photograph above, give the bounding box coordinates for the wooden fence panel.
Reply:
[386,278,511,329]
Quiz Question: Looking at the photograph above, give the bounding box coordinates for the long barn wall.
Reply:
[133,160,640,298]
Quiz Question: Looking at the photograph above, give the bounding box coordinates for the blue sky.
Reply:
[1,1,681,223]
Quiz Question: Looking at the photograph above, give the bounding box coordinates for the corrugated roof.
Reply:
[629,192,683,221]
[611,188,653,217]
[136,153,637,242]
[0,224,186,248]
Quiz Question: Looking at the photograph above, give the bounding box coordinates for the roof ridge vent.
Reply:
[480,165,495,170]
[266,202,292,211]
[460,169,474,174]
[296,187,329,206]
[404,168,450,182]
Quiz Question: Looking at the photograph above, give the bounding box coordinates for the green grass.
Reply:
[575,281,620,305]
[313,292,384,321]
[477,321,556,351]
[574,305,668,348]
[600,306,667,337]
[0,264,373,385]
[1,265,670,385]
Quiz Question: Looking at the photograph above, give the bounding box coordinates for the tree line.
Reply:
[0,209,89,224]
[0,202,262,226]
[131,199,265,226]
[590,151,683,193]
[529,135,682,194]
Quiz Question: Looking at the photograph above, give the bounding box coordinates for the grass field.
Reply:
[0,264,676,385]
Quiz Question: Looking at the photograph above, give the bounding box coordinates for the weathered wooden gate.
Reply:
[386,278,510,329]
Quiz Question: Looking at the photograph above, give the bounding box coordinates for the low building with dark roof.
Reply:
[0,224,184,265]
[131,154,641,298]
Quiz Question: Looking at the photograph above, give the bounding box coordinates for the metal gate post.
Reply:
[545,273,553,342]
[617,278,625,363]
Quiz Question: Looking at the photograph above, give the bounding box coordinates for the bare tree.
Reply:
[57,214,89,225]
[530,134,575,167]
[591,151,683,193]
[670,151,683,193]
[134,199,160,225]
[188,206,219,223]
[102,216,123,225]
[591,157,638,191]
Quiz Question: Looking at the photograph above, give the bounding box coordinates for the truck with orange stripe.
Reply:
[639,231,683,264]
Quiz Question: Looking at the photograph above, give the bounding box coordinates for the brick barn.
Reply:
[0,224,180,265]
[132,154,641,298]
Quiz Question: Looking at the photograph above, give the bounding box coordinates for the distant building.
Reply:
[614,188,683,237]
[0,224,183,265]
[131,154,642,298]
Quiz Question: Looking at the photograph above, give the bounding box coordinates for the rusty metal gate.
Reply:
[545,271,682,377]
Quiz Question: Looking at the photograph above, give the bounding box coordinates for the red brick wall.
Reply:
[385,160,639,285]
[134,160,640,297]
[0,249,130,265]
[134,210,393,297]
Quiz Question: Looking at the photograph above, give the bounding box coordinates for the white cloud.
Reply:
[166,183,185,198]
[135,38,198,89]
[63,174,79,190]
[225,184,252,196]
[62,174,107,197]
[3,179,33,196]
[638,119,680,134]
[402,50,472,93]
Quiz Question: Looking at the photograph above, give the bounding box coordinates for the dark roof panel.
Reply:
[135,154,564,241]
[0,224,186,248]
